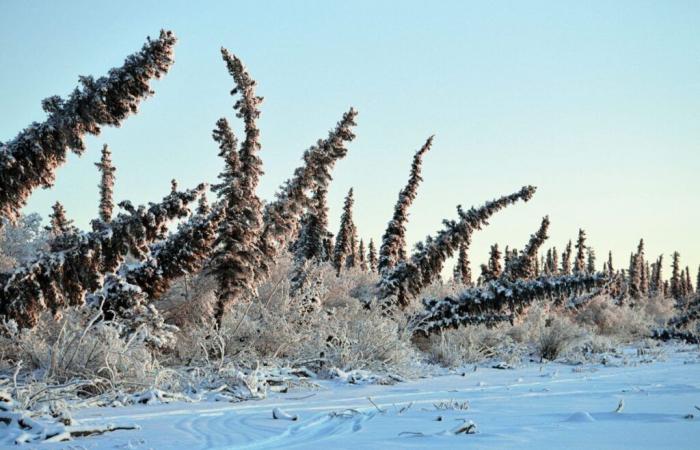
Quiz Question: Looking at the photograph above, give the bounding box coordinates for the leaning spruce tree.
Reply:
[378,136,433,273]
[503,216,550,280]
[209,49,266,326]
[0,31,176,228]
[333,188,356,275]
[95,144,116,223]
[379,185,537,307]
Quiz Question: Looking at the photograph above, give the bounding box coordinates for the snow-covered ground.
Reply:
[24,344,700,449]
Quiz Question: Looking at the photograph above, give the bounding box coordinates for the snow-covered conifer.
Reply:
[378,136,433,273]
[358,239,368,271]
[586,247,596,274]
[95,144,116,223]
[0,31,176,227]
[379,185,536,307]
[670,251,682,300]
[453,241,472,286]
[333,188,356,275]
[503,216,549,280]
[573,229,586,274]
[561,241,572,275]
[367,239,378,272]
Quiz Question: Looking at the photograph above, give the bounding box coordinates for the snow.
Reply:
[19,343,700,449]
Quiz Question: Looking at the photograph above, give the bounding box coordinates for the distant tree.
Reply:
[453,240,472,286]
[367,239,378,273]
[504,216,549,280]
[333,188,356,275]
[94,144,116,223]
[607,250,614,277]
[573,229,586,274]
[561,241,572,275]
[482,244,503,282]
[670,251,682,300]
[358,239,368,271]
[586,247,596,274]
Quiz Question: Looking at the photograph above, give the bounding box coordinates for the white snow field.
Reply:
[28,344,700,449]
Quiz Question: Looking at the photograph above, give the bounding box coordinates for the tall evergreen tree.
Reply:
[551,246,558,275]
[573,229,586,274]
[333,188,356,276]
[651,255,663,295]
[95,144,116,223]
[378,136,433,273]
[367,239,378,273]
[292,186,330,264]
[670,251,682,300]
[0,31,176,227]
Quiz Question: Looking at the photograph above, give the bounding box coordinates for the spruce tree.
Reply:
[292,186,330,264]
[670,251,682,300]
[46,202,77,252]
[379,185,536,307]
[333,188,356,276]
[0,31,176,227]
[573,229,586,274]
[607,251,615,278]
[551,246,558,275]
[483,244,503,282]
[378,136,433,273]
[95,144,116,223]
[504,216,549,280]
[358,239,368,271]
[453,240,472,286]
[586,247,596,274]
[367,239,378,273]
[561,241,572,275]
[259,109,357,272]
[685,266,693,295]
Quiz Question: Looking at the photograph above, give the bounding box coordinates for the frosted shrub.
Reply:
[536,315,588,361]
[426,325,521,368]
[1,309,156,390]
[575,295,673,341]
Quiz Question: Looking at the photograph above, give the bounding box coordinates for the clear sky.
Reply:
[1,1,698,277]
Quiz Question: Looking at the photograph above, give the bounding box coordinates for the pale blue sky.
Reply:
[1,1,698,275]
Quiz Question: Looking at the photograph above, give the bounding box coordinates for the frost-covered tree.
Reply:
[46,202,78,252]
[0,31,176,227]
[0,184,204,328]
[607,251,615,278]
[628,252,642,299]
[417,272,607,335]
[561,241,572,275]
[670,251,682,300]
[208,49,267,325]
[378,136,433,273]
[379,185,536,307]
[333,188,356,275]
[259,109,357,274]
[573,229,586,274]
[651,255,663,295]
[453,241,472,286]
[358,239,368,271]
[121,200,224,303]
[586,247,596,274]
[292,186,330,264]
[95,144,116,223]
[367,238,378,273]
[481,244,503,282]
[503,216,549,280]
[685,266,693,296]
